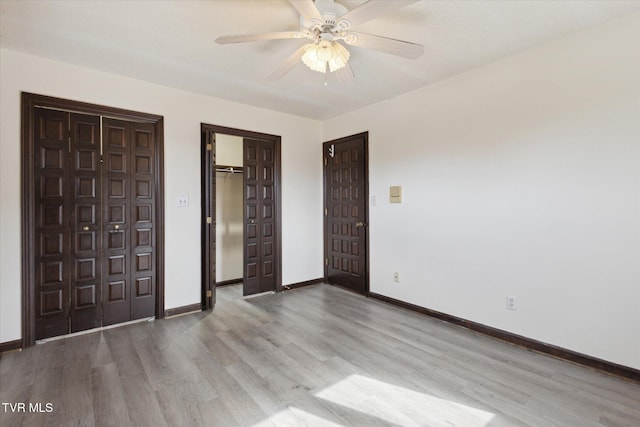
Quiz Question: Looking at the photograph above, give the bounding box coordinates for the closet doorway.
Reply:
[21,93,165,347]
[201,124,282,307]
[215,134,244,289]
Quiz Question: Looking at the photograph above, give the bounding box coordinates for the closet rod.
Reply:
[215,166,243,173]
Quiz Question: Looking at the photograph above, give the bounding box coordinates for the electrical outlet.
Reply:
[393,272,400,283]
[506,296,517,311]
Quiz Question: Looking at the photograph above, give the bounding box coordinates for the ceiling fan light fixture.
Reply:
[328,41,349,71]
[317,40,333,61]
[217,0,424,81]
[302,41,350,74]
[301,44,325,72]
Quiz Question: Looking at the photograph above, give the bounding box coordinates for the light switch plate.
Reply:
[389,186,402,203]
[177,195,189,207]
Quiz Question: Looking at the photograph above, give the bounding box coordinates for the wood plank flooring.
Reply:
[1,284,638,426]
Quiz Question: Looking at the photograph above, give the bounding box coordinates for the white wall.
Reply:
[324,14,640,369]
[0,48,324,343]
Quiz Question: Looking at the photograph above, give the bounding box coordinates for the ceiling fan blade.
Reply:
[266,44,308,81]
[338,0,420,27]
[216,31,305,44]
[345,32,424,59]
[288,0,322,22]
[335,63,356,86]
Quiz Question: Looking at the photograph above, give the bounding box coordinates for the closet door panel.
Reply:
[259,143,276,293]
[243,140,260,295]
[102,119,131,325]
[130,123,156,319]
[34,109,70,339]
[243,138,276,296]
[69,113,102,332]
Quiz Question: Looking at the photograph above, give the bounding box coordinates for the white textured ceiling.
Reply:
[1,1,638,120]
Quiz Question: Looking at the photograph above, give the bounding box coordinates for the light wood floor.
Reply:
[1,284,638,427]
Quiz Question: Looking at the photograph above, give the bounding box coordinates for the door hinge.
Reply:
[324,157,327,166]
[206,143,213,151]
[206,290,212,298]
[324,208,328,216]
[206,217,212,224]
[325,258,328,267]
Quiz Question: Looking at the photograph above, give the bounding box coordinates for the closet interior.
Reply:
[215,134,244,285]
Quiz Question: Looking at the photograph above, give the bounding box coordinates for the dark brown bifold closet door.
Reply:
[34,109,103,339]
[102,118,157,325]
[243,138,276,296]
[33,110,157,340]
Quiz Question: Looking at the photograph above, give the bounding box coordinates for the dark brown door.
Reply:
[102,118,157,325]
[69,113,103,333]
[34,108,72,339]
[129,121,157,319]
[34,109,102,339]
[33,110,157,339]
[243,138,276,296]
[24,93,165,347]
[324,133,369,294]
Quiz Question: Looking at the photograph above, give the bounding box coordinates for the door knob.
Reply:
[355,221,366,228]
[82,226,89,231]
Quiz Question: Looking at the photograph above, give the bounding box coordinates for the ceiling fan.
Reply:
[215,0,424,82]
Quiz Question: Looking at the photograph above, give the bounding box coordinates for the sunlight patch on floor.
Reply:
[315,374,495,427]
[252,406,343,427]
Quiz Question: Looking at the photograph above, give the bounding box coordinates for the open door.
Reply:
[201,124,282,305]
[323,132,369,294]
[243,138,277,296]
